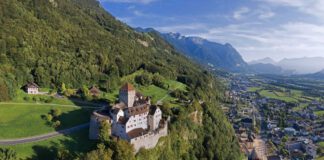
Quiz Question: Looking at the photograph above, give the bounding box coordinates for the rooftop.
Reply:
[120,83,135,91]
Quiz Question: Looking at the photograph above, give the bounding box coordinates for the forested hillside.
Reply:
[0,0,241,159]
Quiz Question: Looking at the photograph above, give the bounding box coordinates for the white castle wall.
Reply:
[130,123,168,152]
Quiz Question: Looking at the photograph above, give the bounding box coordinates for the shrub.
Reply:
[52,120,61,128]
[23,96,31,101]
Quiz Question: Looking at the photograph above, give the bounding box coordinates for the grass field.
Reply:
[0,128,96,159]
[139,85,173,103]
[247,87,262,92]
[164,80,187,91]
[0,103,92,139]
[315,110,324,117]
[293,103,308,111]
[259,90,298,103]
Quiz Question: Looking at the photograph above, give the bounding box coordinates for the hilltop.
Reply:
[0,0,241,159]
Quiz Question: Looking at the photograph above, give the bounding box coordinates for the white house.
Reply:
[25,82,39,94]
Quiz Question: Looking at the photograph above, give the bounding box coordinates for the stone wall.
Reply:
[130,123,168,152]
[89,112,111,139]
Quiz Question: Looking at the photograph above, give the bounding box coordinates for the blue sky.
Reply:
[100,0,324,61]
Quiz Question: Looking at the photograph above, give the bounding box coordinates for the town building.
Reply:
[89,83,168,152]
[25,82,39,94]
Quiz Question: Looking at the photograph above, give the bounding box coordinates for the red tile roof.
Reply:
[127,128,147,138]
[120,83,135,91]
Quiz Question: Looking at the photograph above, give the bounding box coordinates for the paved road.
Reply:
[0,123,89,146]
[0,102,102,109]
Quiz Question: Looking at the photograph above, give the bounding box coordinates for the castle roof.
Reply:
[127,128,147,139]
[118,116,129,125]
[128,104,149,116]
[120,83,135,91]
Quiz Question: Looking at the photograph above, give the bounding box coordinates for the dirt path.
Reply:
[0,123,89,146]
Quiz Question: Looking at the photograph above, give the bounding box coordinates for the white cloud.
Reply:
[233,7,250,20]
[99,0,157,4]
[257,10,275,19]
[262,0,324,18]
[155,23,209,33]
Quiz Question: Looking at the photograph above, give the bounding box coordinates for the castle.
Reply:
[89,83,168,152]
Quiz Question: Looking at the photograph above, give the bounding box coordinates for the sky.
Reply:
[99,0,324,62]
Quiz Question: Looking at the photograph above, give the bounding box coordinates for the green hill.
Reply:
[0,0,241,159]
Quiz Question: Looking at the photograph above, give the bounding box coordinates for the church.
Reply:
[89,83,168,152]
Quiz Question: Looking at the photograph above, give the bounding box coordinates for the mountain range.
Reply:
[249,57,324,74]
[137,28,324,76]
[136,28,248,72]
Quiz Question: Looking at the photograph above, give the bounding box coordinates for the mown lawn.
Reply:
[139,85,173,103]
[259,90,298,103]
[0,104,92,139]
[247,87,262,92]
[164,80,187,91]
[0,128,96,159]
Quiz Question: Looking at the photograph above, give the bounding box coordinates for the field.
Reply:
[0,103,92,139]
[258,90,298,103]
[0,128,96,159]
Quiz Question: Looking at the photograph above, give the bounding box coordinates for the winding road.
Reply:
[0,123,89,146]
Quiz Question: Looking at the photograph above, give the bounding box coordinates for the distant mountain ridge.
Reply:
[303,69,324,79]
[277,57,324,74]
[249,57,276,65]
[249,57,324,74]
[135,28,249,72]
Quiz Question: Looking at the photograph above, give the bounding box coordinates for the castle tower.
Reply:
[119,83,136,107]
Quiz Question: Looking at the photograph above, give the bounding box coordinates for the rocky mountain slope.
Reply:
[136,28,248,72]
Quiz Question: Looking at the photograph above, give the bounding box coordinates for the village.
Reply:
[225,75,324,160]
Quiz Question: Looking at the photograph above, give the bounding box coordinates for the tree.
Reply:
[0,148,17,160]
[52,120,61,128]
[135,73,152,86]
[51,108,62,118]
[0,80,10,101]
[56,147,72,160]
[81,85,91,100]
[152,73,165,88]
[99,121,111,144]
[83,144,113,160]
[112,140,135,160]
[45,114,53,122]
[60,83,66,94]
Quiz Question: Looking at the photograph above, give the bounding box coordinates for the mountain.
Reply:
[162,33,249,72]
[304,69,324,79]
[248,63,283,74]
[249,57,276,65]
[136,28,248,72]
[0,0,240,159]
[277,57,324,74]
